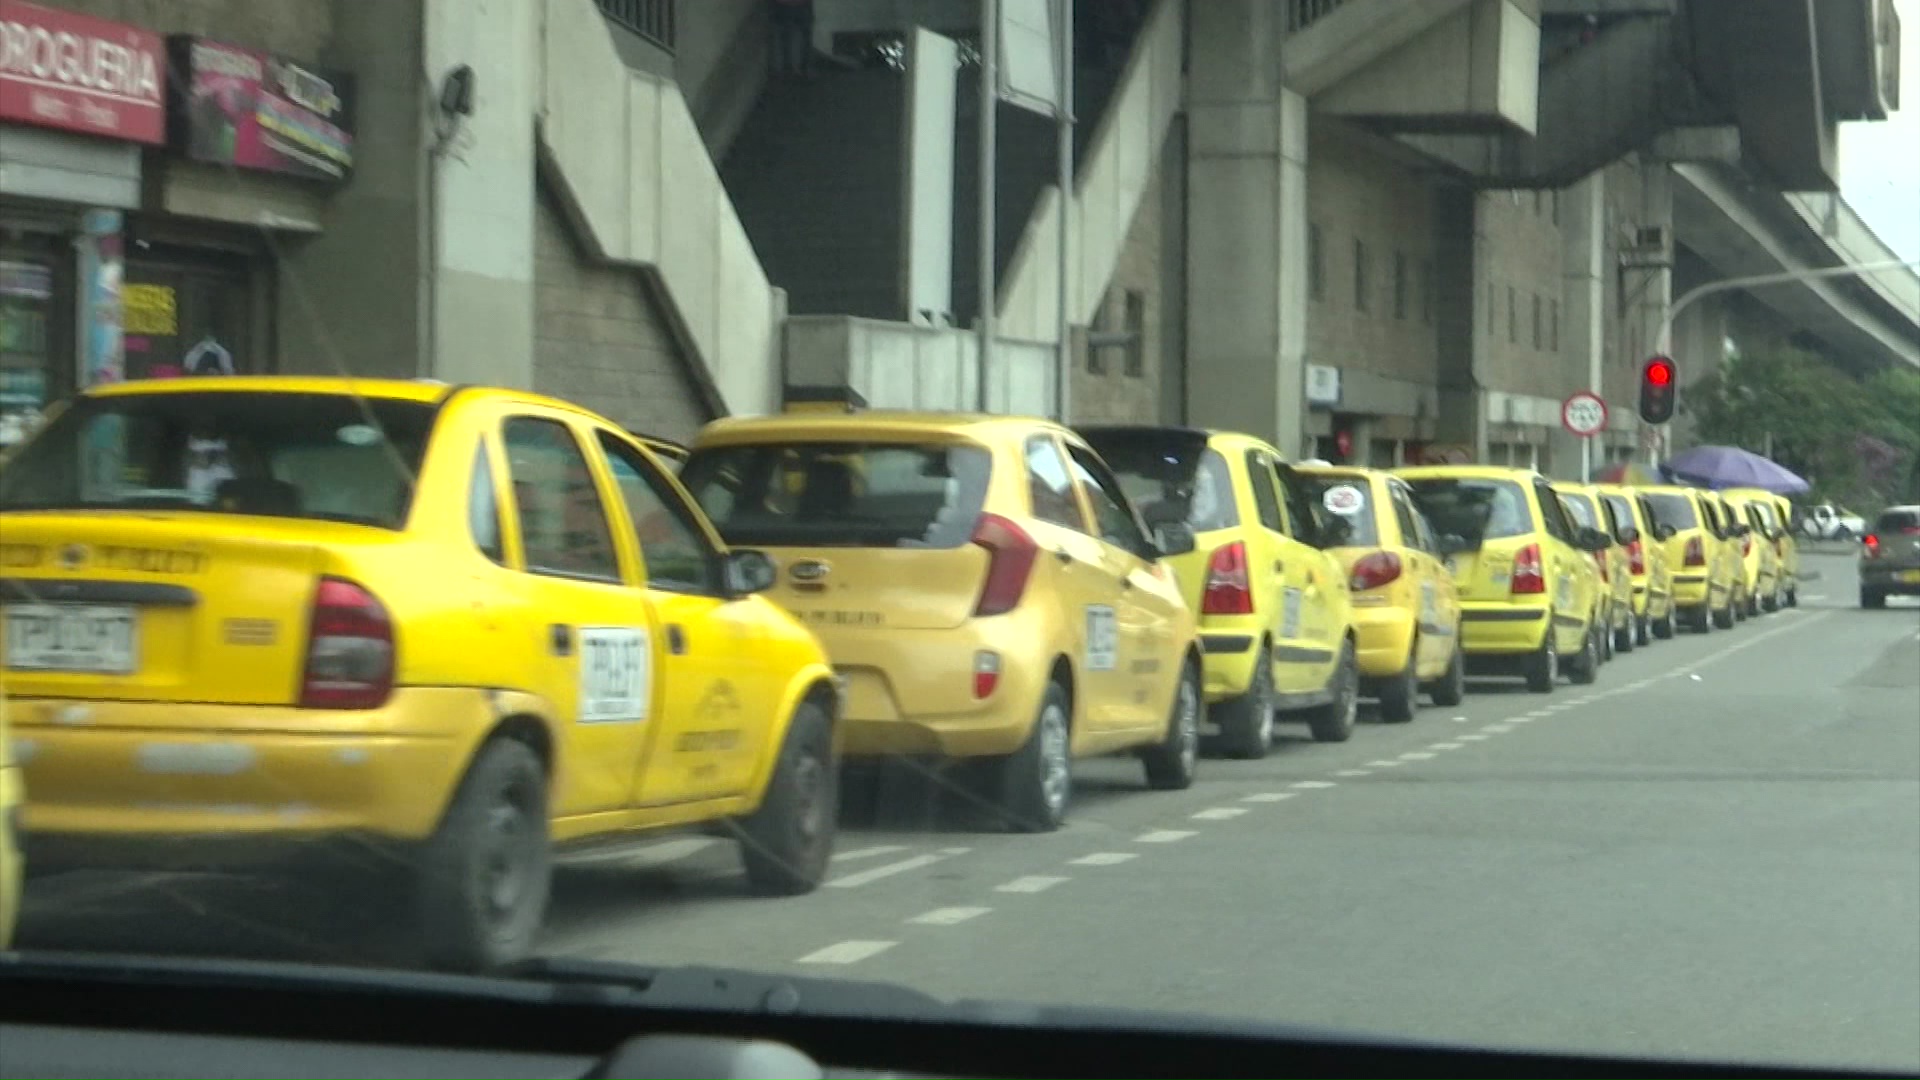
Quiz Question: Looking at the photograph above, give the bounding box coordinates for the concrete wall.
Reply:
[532,183,711,441]
[1477,187,1569,402]
[55,0,333,55]
[1071,133,1171,424]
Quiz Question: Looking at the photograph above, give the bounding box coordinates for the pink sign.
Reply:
[178,37,354,182]
[0,0,165,144]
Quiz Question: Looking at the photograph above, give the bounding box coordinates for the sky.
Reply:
[1838,0,1920,262]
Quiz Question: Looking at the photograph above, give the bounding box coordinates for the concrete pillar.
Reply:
[1558,173,1606,480]
[1432,186,1480,460]
[1185,0,1308,458]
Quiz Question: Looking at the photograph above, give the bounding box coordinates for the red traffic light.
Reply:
[1638,356,1677,425]
[1644,356,1674,387]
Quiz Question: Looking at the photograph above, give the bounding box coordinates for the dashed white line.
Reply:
[1137,829,1197,843]
[1524,711,1552,719]
[997,875,1069,894]
[1242,792,1296,803]
[1399,751,1437,761]
[1449,715,1470,722]
[1507,716,1535,724]
[831,844,909,863]
[1192,806,1249,821]
[799,940,896,964]
[1070,852,1138,866]
[1367,759,1406,768]
[1459,733,1491,741]
[1335,769,1372,777]
[1292,780,1338,790]
[828,849,967,889]
[1482,724,1513,734]
[1428,742,1464,750]
[909,906,990,926]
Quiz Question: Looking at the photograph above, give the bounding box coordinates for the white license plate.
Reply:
[4,604,139,674]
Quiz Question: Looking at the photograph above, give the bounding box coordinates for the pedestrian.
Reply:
[767,0,815,78]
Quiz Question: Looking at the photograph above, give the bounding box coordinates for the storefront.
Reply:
[0,1,355,447]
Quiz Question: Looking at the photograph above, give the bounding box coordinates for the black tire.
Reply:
[1524,630,1558,693]
[1614,613,1636,654]
[1714,599,1737,630]
[1568,625,1601,685]
[1142,660,1201,790]
[1376,639,1420,724]
[993,681,1073,833]
[739,700,837,895]
[1213,645,1275,759]
[1304,639,1359,743]
[1652,604,1676,640]
[1633,611,1651,648]
[1785,584,1798,608]
[1598,612,1615,662]
[1861,586,1887,610]
[1425,641,1466,708]
[416,738,551,973]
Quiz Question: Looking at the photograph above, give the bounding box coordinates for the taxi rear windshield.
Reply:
[1643,492,1700,532]
[1294,474,1379,547]
[1405,477,1533,546]
[1600,494,1637,540]
[0,392,433,528]
[1875,508,1920,533]
[1561,493,1602,531]
[1084,437,1240,533]
[680,441,991,549]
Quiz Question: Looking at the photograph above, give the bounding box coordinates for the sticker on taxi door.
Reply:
[1280,588,1304,639]
[578,626,650,723]
[1085,605,1118,671]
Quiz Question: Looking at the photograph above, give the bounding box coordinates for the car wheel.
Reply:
[1305,640,1359,743]
[1377,639,1420,724]
[417,738,551,973]
[994,681,1074,833]
[1212,645,1275,760]
[739,699,838,895]
[1524,630,1558,693]
[1652,605,1676,640]
[1615,615,1636,654]
[1633,612,1651,648]
[1599,615,1615,662]
[1142,660,1202,790]
[1861,586,1888,610]
[1426,641,1467,707]
[1713,599,1737,630]
[1568,626,1601,685]
[1785,584,1798,608]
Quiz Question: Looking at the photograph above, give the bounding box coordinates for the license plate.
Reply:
[4,604,138,674]
[1900,570,1920,584]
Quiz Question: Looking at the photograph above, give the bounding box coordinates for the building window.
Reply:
[1392,250,1408,320]
[1421,259,1435,325]
[1123,289,1146,377]
[1353,240,1369,312]
[1488,282,1497,335]
[596,0,676,50]
[1308,223,1325,302]
[1549,298,1560,351]
[1507,285,1517,343]
[1531,293,1543,349]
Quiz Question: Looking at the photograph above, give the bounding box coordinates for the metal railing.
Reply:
[596,0,676,50]
[1285,0,1350,32]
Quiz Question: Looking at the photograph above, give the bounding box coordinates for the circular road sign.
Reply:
[1561,391,1609,438]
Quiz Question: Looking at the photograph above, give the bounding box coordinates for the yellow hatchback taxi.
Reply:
[1077,428,1360,756]
[679,414,1204,833]
[1554,483,1634,659]
[1594,484,1679,642]
[1291,465,1465,722]
[1765,492,1800,607]
[0,377,840,970]
[1397,466,1610,692]
[1640,485,1740,631]
[1723,488,1786,612]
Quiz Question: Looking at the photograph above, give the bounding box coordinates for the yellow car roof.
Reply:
[697,411,1063,445]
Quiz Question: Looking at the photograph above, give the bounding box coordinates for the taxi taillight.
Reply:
[1511,543,1546,595]
[1627,539,1646,575]
[1201,541,1254,615]
[1348,551,1402,591]
[300,577,395,710]
[1684,536,1705,567]
[970,514,1038,617]
[973,650,1001,699]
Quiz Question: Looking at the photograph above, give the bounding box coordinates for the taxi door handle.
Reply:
[666,624,687,655]
[1054,548,1074,565]
[549,623,572,656]
[1272,560,1285,573]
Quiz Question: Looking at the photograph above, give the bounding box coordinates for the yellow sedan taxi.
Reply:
[1640,485,1740,631]
[1555,483,1634,659]
[1292,465,1465,723]
[1398,466,1611,692]
[0,377,839,970]
[1594,484,1679,642]
[678,414,1204,833]
[1080,428,1360,755]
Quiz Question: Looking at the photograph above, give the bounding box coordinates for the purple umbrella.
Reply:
[1660,444,1810,494]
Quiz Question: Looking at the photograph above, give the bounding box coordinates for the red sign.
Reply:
[175,37,355,181]
[0,0,165,144]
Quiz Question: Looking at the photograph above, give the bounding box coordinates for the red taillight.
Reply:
[1741,534,1752,557]
[1593,552,1609,584]
[1202,541,1254,615]
[973,650,1001,699]
[1511,543,1546,595]
[970,513,1038,616]
[1349,551,1403,591]
[1627,539,1646,575]
[1863,533,1881,558]
[300,577,395,710]
[1684,536,1705,567]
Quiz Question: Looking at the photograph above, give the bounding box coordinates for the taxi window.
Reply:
[502,417,621,582]
[1066,444,1150,555]
[1561,492,1601,531]
[598,432,717,594]
[1274,463,1332,547]
[1644,492,1698,531]
[1025,435,1086,530]
[1084,435,1239,533]
[1405,477,1533,545]
[469,444,505,564]
[1244,451,1285,532]
[1389,485,1423,550]
[1294,473,1379,547]
[680,441,989,549]
[1537,481,1576,542]
[1600,493,1637,541]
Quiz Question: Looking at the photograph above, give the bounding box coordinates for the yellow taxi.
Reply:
[1594,484,1679,642]
[1397,466,1610,692]
[1705,490,1766,620]
[0,684,20,949]
[1723,488,1787,612]
[1289,465,1464,722]
[1554,483,1634,659]
[678,413,1204,833]
[1081,428,1360,754]
[1640,485,1740,631]
[1766,492,1800,607]
[0,377,840,970]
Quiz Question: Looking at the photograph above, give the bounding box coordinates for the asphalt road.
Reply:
[17,552,1920,1072]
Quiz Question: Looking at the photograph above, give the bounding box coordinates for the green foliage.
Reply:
[1682,347,1920,507]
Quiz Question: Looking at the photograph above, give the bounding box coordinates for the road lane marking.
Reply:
[1367,759,1405,768]
[1335,769,1372,777]
[1070,852,1138,866]
[1292,780,1337,790]
[799,940,896,964]
[1523,710,1552,718]
[1428,742,1464,750]
[1137,829,1196,843]
[832,844,909,863]
[997,875,1069,893]
[828,850,966,889]
[1399,751,1437,761]
[1192,806,1249,820]
[909,906,990,926]
[1450,715,1470,722]
[1482,724,1513,733]
[1507,716,1535,723]
[1242,792,1296,802]
[1459,734,1490,741]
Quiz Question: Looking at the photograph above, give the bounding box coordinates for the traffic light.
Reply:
[1639,355,1677,425]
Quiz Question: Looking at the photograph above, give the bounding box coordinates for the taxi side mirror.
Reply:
[1435,533,1472,557]
[722,549,777,597]
[1577,527,1613,553]
[1654,523,1678,542]
[1152,522,1197,558]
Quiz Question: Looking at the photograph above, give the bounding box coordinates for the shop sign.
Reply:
[171,36,355,182]
[1305,363,1342,408]
[0,0,166,144]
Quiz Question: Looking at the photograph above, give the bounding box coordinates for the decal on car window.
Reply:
[578,626,650,723]
[1322,484,1366,516]
[1085,605,1118,672]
